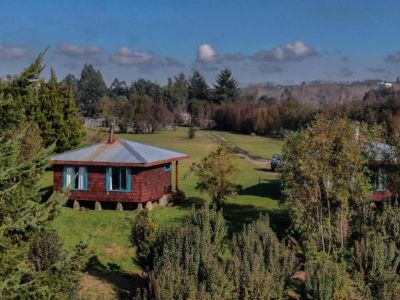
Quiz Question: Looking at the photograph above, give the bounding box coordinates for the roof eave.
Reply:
[50,155,189,167]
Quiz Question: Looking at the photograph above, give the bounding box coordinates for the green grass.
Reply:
[216,130,283,159]
[46,127,285,274]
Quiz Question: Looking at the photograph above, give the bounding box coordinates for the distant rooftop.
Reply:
[51,139,188,166]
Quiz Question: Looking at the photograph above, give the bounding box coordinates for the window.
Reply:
[64,166,88,190]
[374,167,387,192]
[106,167,131,192]
[164,163,172,172]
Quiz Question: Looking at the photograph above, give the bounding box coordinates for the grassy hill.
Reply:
[44,127,285,295]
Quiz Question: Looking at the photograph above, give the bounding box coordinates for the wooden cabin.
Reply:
[368,142,396,201]
[50,127,188,210]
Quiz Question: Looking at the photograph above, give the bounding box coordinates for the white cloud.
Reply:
[252,41,318,62]
[0,44,27,59]
[57,42,102,58]
[110,46,154,65]
[197,43,216,63]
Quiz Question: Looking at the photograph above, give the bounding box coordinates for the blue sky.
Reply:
[1,0,400,86]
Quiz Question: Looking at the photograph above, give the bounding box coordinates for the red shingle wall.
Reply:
[53,164,172,203]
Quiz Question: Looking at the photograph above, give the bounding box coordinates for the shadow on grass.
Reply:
[86,255,146,299]
[223,203,290,239]
[176,196,207,208]
[39,186,53,203]
[239,181,281,200]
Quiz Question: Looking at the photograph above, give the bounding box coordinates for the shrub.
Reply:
[130,210,159,269]
[188,126,196,139]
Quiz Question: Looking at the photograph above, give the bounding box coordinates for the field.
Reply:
[45,127,284,294]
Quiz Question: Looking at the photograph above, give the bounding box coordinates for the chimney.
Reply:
[355,121,360,142]
[108,122,114,143]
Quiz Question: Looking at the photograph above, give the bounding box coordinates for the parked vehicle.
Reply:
[271,153,282,172]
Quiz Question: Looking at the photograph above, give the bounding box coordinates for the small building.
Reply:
[50,127,188,210]
[367,142,397,201]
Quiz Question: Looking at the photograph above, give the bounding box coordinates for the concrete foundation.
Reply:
[137,203,143,211]
[145,201,153,211]
[116,202,124,211]
[159,194,169,207]
[73,200,80,210]
[95,201,102,211]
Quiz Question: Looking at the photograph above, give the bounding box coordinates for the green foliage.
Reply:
[281,117,374,254]
[228,216,298,299]
[148,206,231,299]
[36,69,84,152]
[213,68,240,103]
[187,126,196,139]
[191,145,239,206]
[77,64,107,117]
[0,97,85,298]
[130,210,159,269]
[188,71,209,101]
[351,234,400,299]
[305,253,351,300]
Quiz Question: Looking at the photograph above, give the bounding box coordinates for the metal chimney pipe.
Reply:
[108,122,114,143]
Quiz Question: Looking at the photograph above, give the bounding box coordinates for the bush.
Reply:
[130,210,159,269]
[28,231,62,272]
[188,126,196,139]
[305,253,351,300]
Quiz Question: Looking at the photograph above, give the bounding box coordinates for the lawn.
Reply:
[47,127,285,275]
[215,130,283,159]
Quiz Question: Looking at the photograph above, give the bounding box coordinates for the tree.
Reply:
[77,64,107,117]
[130,210,159,269]
[164,73,188,110]
[0,129,86,298]
[188,71,209,101]
[36,69,83,152]
[281,117,374,254]
[213,68,240,103]
[191,145,239,206]
[187,126,196,139]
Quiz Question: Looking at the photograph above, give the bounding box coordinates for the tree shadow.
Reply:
[254,167,276,174]
[239,181,281,200]
[222,203,290,239]
[85,255,146,299]
[39,186,53,203]
[176,196,207,208]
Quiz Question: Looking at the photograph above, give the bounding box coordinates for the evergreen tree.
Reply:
[77,64,107,117]
[36,69,83,152]
[213,68,240,103]
[0,129,86,298]
[188,71,209,101]
[61,73,78,95]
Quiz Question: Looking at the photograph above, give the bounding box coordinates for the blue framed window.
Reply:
[106,167,131,192]
[164,163,172,172]
[63,166,88,190]
[373,168,387,192]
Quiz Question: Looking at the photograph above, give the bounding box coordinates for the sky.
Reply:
[1,0,400,86]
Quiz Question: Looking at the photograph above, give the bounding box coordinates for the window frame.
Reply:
[164,163,172,172]
[374,167,388,192]
[106,167,131,192]
[63,165,88,191]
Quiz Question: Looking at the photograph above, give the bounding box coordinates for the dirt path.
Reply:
[206,131,271,169]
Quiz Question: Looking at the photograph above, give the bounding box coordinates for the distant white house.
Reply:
[377,81,393,89]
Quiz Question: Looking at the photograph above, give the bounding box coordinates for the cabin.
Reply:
[50,127,188,210]
[368,142,397,201]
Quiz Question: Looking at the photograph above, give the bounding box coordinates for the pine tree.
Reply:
[213,68,240,103]
[0,129,85,298]
[36,69,83,152]
[188,71,209,101]
[77,64,107,117]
